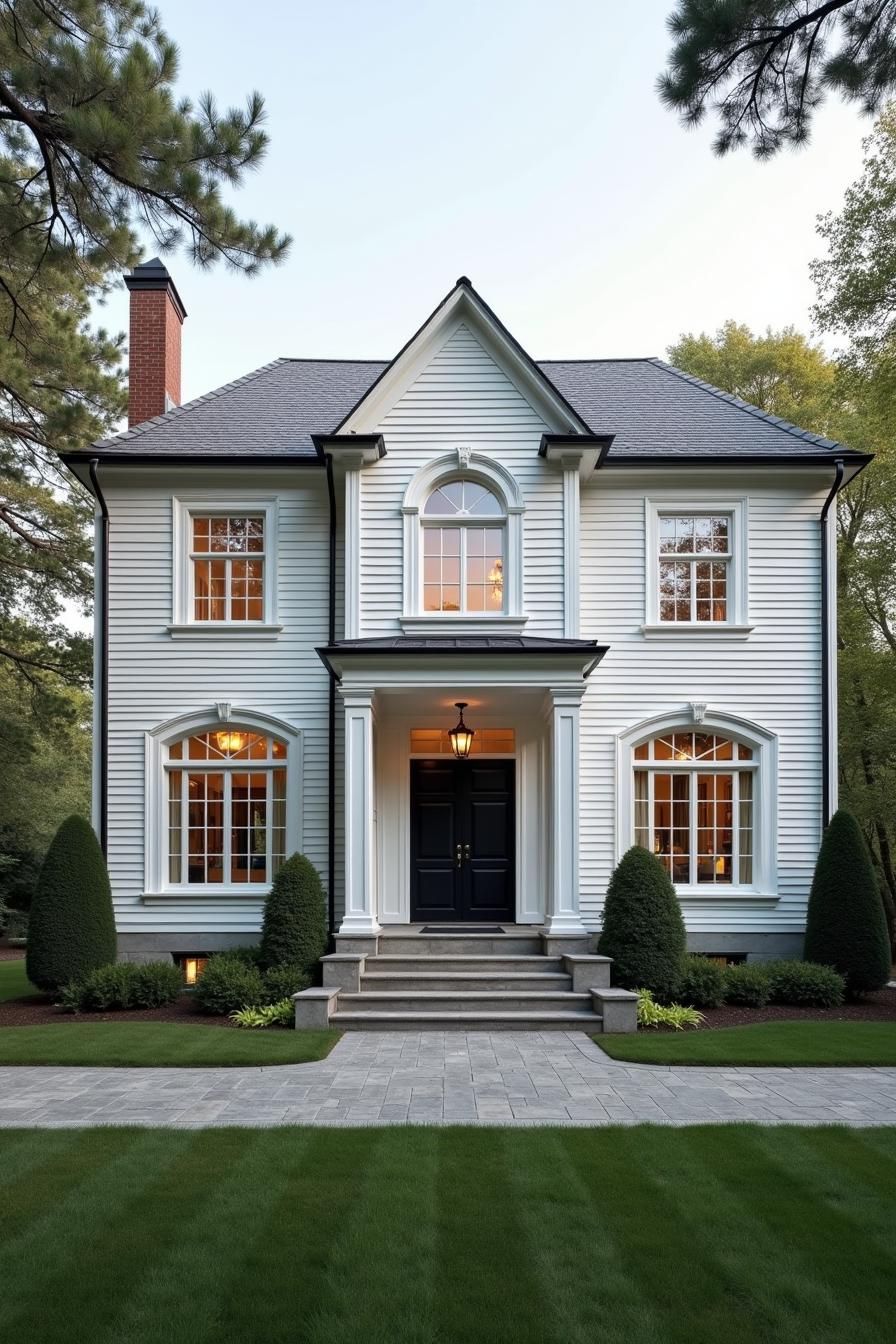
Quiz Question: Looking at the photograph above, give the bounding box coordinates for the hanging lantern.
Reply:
[448,702,475,759]
[213,729,247,755]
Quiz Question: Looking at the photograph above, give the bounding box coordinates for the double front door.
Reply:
[409,758,515,922]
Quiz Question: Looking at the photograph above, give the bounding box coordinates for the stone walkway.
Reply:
[1,1031,896,1128]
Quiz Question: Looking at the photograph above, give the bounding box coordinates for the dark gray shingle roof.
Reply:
[80,354,856,462]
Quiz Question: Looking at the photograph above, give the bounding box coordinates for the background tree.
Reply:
[0,1,288,903]
[660,1,896,156]
[668,321,896,925]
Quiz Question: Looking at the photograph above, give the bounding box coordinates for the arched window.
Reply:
[632,730,757,887]
[422,478,505,613]
[165,729,287,885]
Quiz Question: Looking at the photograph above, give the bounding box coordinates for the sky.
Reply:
[98,0,874,404]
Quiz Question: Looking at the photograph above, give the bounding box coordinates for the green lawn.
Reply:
[599,1020,896,1066]
[0,958,39,1003]
[0,1126,894,1344]
[0,1022,340,1067]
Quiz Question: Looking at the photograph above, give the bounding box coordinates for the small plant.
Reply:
[193,954,264,1015]
[804,809,891,998]
[230,999,294,1029]
[259,853,329,975]
[597,846,687,1000]
[765,960,845,1008]
[677,954,725,1008]
[60,961,182,1013]
[261,963,309,1004]
[26,815,116,992]
[637,988,704,1030]
[723,962,771,1007]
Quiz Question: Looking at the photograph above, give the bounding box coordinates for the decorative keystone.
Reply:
[293,987,340,1030]
[591,986,638,1035]
[562,954,612,993]
[320,953,365,994]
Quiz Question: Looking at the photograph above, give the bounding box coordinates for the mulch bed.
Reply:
[0,990,234,1028]
[693,986,896,1029]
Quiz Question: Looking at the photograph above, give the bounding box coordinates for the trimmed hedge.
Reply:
[677,954,725,1009]
[764,959,845,1008]
[26,816,116,993]
[597,847,686,1000]
[804,809,891,997]
[261,962,310,1004]
[722,962,771,1008]
[60,961,182,1013]
[193,955,264,1016]
[259,853,328,976]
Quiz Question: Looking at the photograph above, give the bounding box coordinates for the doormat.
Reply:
[420,926,506,934]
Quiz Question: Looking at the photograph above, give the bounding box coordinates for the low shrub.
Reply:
[60,961,182,1013]
[193,955,264,1016]
[261,963,309,1004]
[224,945,264,967]
[676,954,725,1009]
[637,988,704,1031]
[723,962,771,1008]
[230,999,294,1029]
[765,959,845,1008]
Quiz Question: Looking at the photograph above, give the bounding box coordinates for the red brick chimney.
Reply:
[123,258,187,427]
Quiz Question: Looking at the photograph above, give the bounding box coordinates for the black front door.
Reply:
[410,759,515,922]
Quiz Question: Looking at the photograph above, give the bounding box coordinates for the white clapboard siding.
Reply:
[104,468,331,935]
[580,471,827,935]
[361,322,564,635]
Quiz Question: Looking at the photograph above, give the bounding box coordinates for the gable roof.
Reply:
[68,283,867,468]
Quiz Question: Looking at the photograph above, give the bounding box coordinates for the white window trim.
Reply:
[143,707,301,898]
[616,706,778,902]
[169,496,282,638]
[400,451,527,635]
[642,497,753,638]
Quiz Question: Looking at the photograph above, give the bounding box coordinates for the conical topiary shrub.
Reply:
[597,846,687,999]
[804,809,891,998]
[26,815,116,993]
[259,853,328,975]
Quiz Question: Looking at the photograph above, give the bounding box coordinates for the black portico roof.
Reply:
[317,635,609,679]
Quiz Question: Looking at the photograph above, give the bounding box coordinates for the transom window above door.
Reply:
[422,479,505,613]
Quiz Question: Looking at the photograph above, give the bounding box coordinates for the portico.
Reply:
[317,636,607,943]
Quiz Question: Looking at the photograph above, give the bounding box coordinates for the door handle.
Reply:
[455,844,462,868]
[463,843,471,863]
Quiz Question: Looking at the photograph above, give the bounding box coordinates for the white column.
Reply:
[340,689,379,933]
[544,688,587,935]
[561,458,580,638]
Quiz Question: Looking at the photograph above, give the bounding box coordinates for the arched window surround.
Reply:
[143,707,302,897]
[615,707,778,900]
[401,451,526,633]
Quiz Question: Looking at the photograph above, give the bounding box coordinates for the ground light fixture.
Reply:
[449,702,475,759]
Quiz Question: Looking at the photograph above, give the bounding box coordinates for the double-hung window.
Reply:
[644,500,749,634]
[192,515,265,622]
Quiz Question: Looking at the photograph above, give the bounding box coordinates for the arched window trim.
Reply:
[401,451,526,632]
[144,708,302,897]
[615,707,778,900]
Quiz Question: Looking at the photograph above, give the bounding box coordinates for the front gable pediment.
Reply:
[335,278,592,438]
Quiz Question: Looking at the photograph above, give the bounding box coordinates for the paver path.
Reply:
[1,1031,896,1127]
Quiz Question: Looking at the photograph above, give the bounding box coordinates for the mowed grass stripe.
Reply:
[303,1128,441,1344]
[562,1126,779,1344]
[506,1128,659,1344]
[431,1129,555,1344]
[0,1129,194,1342]
[0,1128,82,1195]
[190,1128,380,1344]
[101,1130,313,1344]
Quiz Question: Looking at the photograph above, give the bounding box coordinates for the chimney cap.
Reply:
[124,256,187,321]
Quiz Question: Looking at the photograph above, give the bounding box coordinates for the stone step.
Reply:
[367,955,565,974]
[337,990,592,1015]
[375,933,543,956]
[361,972,572,993]
[329,1010,604,1031]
